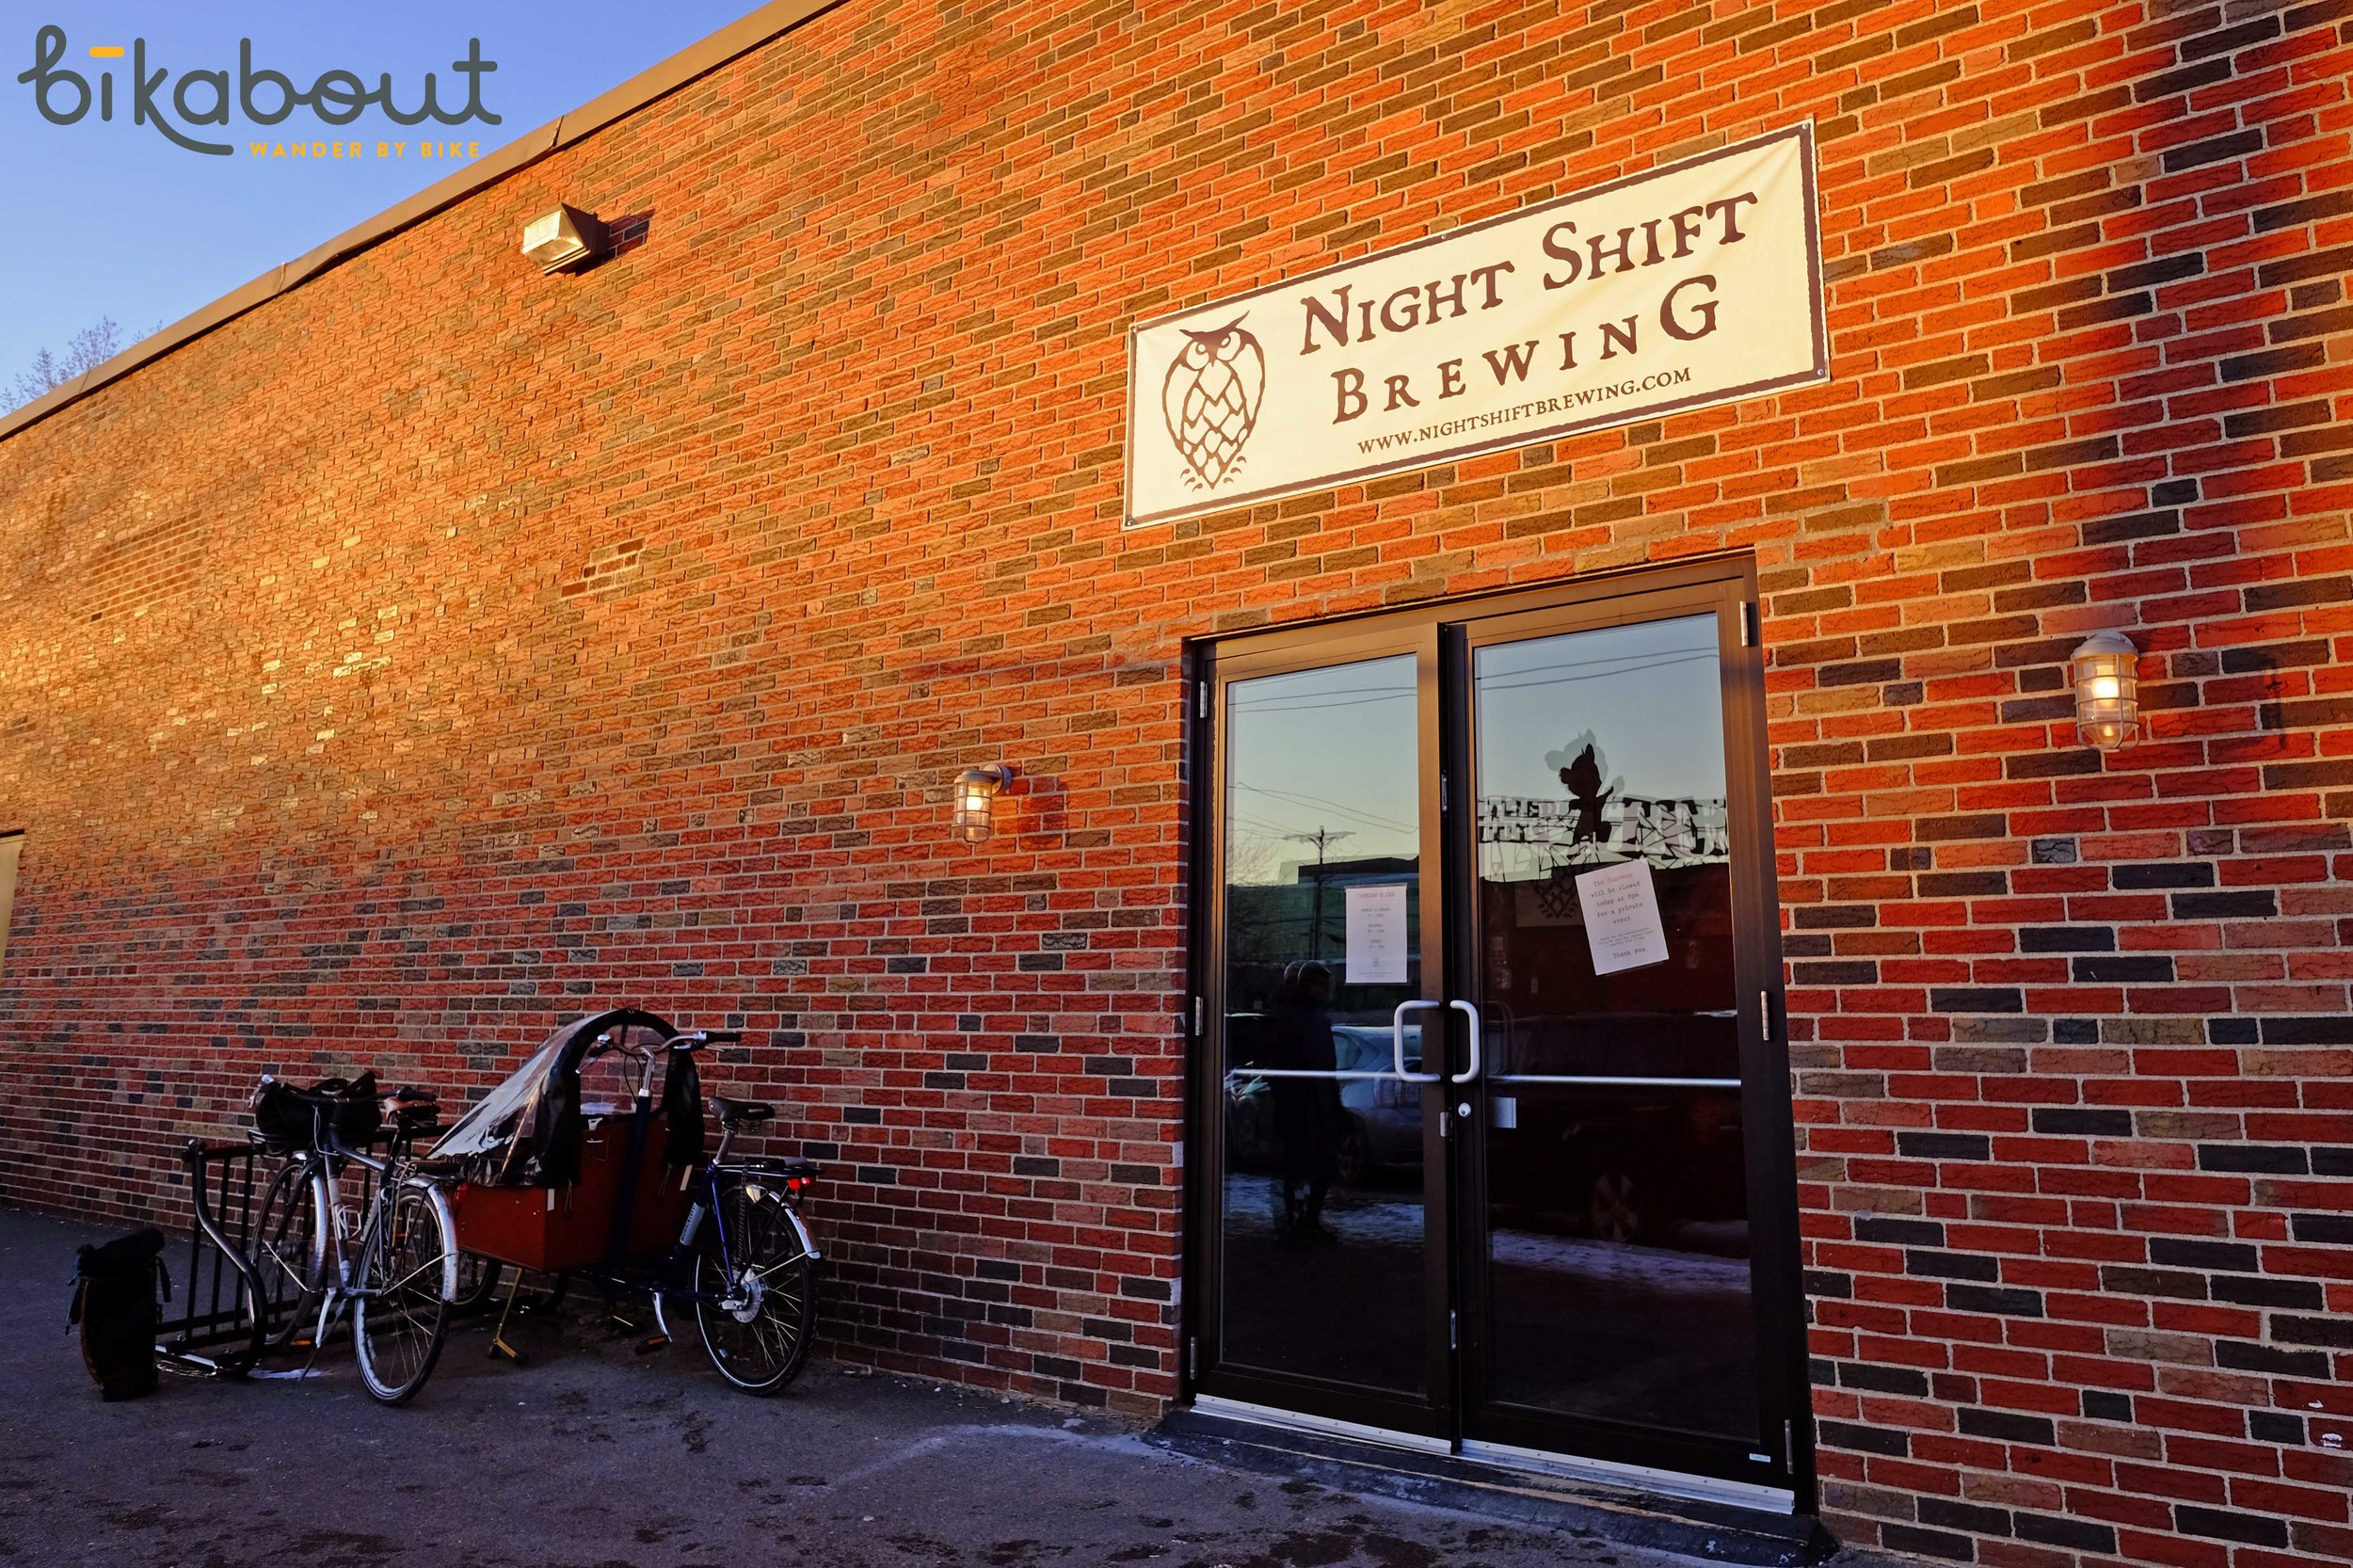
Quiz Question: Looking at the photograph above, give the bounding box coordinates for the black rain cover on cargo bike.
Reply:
[427,1009,703,1188]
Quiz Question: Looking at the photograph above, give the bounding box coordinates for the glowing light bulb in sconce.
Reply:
[2071,632,2140,754]
[953,764,1016,845]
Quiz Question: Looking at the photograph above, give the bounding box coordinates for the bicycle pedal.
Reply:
[634,1335,670,1355]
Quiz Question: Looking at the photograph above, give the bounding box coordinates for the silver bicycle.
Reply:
[246,1075,459,1404]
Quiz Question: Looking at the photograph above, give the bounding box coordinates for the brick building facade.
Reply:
[2,1,2349,1564]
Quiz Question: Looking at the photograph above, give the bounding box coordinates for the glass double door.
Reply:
[1193,566,1806,1503]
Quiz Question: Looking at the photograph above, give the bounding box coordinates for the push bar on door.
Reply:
[1390,1000,1445,1083]
[1448,999,1481,1084]
[1214,1000,1439,1081]
[1211,1000,1463,1084]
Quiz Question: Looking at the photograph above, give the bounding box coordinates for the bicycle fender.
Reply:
[783,1203,822,1265]
[404,1176,462,1303]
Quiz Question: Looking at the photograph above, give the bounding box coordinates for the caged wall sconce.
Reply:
[954,764,1016,845]
[2072,632,2141,753]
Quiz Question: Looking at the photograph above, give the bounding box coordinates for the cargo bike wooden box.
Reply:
[430,1009,824,1394]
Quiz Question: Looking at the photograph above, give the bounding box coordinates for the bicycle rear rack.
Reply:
[156,1139,273,1377]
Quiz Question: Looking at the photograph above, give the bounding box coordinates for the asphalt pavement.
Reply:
[1,1205,1769,1568]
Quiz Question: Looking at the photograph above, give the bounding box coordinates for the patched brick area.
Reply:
[2,2,2349,1564]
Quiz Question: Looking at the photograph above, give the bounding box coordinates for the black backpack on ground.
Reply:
[68,1227,169,1401]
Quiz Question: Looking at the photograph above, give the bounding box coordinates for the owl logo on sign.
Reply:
[1161,318,1266,489]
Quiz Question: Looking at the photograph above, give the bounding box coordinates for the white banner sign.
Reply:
[1126,124,1827,526]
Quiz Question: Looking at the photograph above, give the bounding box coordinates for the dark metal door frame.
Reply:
[1181,552,1810,1508]
[1442,569,1808,1499]
[1183,619,1454,1441]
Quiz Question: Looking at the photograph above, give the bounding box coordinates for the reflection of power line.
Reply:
[1229,676,1414,705]
[1233,652,1711,716]
[1230,658,1416,703]
[1232,803,1412,840]
[1229,690,1416,715]
[1476,651,1716,694]
[1228,814,1304,840]
[1233,780,1416,834]
[1231,634,1711,710]
[1475,631,1712,678]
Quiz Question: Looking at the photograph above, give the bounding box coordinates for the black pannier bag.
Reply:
[67,1227,168,1401]
[326,1072,383,1144]
[251,1071,381,1150]
[250,1080,312,1149]
[660,1042,707,1170]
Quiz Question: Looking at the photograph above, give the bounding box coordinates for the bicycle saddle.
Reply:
[710,1096,776,1126]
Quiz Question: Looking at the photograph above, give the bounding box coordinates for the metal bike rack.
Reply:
[155,1139,273,1377]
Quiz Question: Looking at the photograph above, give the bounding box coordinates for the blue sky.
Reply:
[4,2,766,389]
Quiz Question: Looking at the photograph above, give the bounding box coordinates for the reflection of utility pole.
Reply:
[1284,827,1353,959]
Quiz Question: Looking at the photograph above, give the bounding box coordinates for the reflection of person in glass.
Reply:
[1270,960,1343,1244]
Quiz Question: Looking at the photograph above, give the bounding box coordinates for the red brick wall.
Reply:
[2,1,2347,1562]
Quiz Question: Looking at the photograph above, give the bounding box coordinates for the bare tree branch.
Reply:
[7,318,134,411]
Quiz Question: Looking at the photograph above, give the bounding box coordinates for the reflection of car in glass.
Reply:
[1222,1017,1423,1182]
[1221,1013,1281,1172]
[1333,1026,1423,1181]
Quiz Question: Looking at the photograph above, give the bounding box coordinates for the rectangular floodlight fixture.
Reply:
[521,205,609,273]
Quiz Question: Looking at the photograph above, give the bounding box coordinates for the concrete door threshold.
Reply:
[1146,1405,1838,1567]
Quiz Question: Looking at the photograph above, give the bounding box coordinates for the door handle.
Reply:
[1390,1000,1444,1083]
[1448,999,1481,1084]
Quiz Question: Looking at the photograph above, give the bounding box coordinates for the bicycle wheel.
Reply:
[354,1178,454,1404]
[695,1183,818,1394]
[249,1158,327,1349]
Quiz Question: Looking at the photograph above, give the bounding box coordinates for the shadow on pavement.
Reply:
[3,1204,1739,1568]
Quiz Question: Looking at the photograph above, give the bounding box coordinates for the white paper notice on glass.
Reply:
[1343,883,1410,985]
[1574,859,1671,976]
